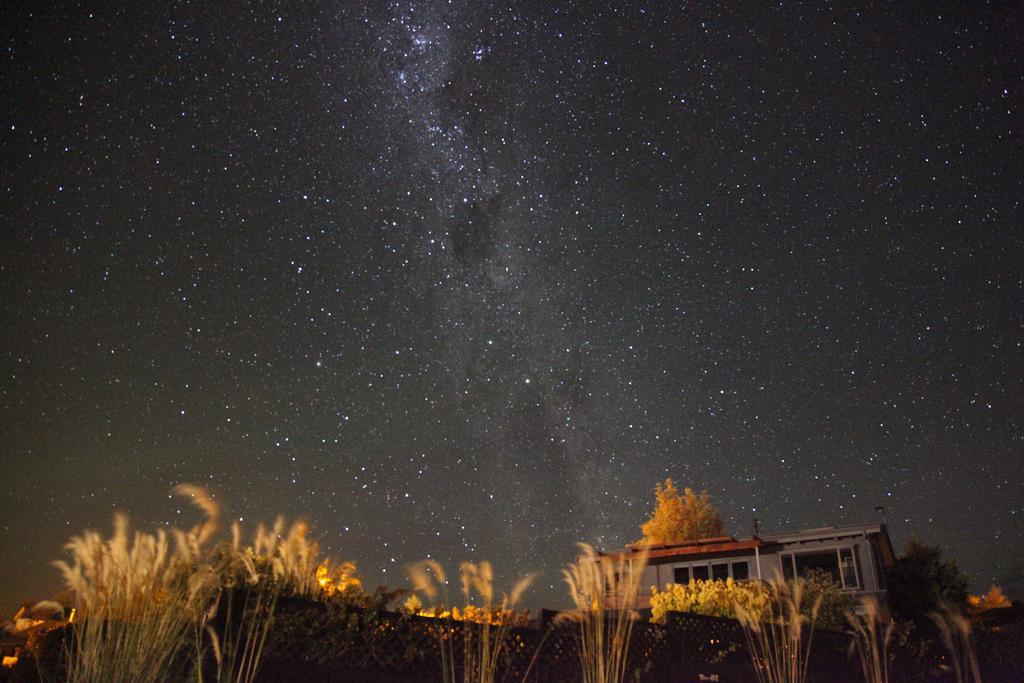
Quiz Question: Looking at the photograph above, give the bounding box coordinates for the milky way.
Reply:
[2,2,1021,612]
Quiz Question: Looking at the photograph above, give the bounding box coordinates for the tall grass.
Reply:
[930,607,982,683]
[52,485,355,683]
[52,485,220,682]
[846,596,893,683]
[251,517,322,599]
[407,559,535,683]
[733,577,821,683]
[557,543,649,683]
[198,522,282,683]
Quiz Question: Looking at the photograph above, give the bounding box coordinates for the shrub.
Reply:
[800,569,855,631]
[262,586,407,672]
[649,578,769,624]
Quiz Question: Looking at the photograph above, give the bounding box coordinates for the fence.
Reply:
[12,598,1022,682]
[257,603,867,682]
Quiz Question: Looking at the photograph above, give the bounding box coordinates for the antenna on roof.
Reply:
[874,505,887,523]
[752,518,760,537]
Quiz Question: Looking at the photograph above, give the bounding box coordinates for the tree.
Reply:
[968,585,1011,612]
[638,478,725,546]
[886,538,969,623]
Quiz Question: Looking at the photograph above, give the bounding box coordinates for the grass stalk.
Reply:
[846,596,893,683]
[407,559,535,683]
[734,577,821,683]
[930,607,982,683]
[52,484,345,683]
[557,543,649,683]
[53,486,220,683]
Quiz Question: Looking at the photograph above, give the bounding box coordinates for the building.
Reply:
[596,522,896,611]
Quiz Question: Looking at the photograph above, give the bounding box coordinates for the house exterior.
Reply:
[596,522,896,611]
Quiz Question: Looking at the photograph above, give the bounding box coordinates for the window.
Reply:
[795,552,841,584]
[781,547,861,589]
[606,571,620,594]
[672,560,753,583]
[606,563,645,596]
[782,557,794,581]
[840,548,859,589]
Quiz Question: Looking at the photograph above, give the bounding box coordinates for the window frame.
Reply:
[780,546,861,590]
[602,558,646,597]
[670,558,753,583]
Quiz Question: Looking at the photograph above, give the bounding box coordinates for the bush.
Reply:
[649,573,852,631]
[649,578,769,624]
[263,587,409,670]
[800,569,855,631]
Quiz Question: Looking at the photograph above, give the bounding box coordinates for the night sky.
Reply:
[2,2,1022,615]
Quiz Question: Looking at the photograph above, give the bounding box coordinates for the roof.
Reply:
[596,522,891,563]
[758,523,886,543]
[597,536,766,563]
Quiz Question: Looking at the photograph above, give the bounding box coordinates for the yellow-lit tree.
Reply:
[968,585,1011,612]
[638,478,724,546]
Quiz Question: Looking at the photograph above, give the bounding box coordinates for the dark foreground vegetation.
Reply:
[2,484,1021,682]
[4,595,1023,682]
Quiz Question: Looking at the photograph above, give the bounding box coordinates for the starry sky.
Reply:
[2,2,1022,615]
